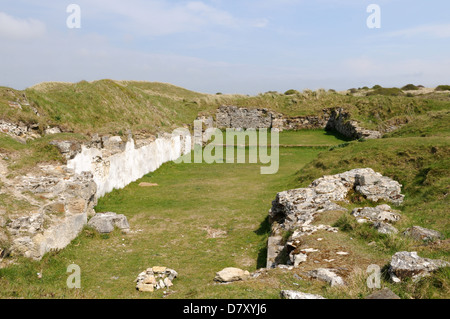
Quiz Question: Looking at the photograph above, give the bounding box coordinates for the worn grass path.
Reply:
[0,130,347,299]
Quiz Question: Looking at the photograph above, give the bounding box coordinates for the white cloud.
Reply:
[88,0,238,36]
[0,11,46,40]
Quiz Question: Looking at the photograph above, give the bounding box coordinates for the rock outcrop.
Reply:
[267,168,404,268]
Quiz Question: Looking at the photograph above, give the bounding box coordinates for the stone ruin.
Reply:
[267,168,405,269]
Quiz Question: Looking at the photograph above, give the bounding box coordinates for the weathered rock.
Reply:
[403,226,443,242]
[49,140,81,160]
[365,288,400,299]
[280,290,326,299]
[373,221,398,234]
[307,268,345,287]
[389,251,450,282]
[87,212,130,234]
[355,174,404,205]
[45,127,62,135]
[214,267,250,283]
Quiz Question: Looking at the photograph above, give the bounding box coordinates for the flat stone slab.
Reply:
[138,182,159,187]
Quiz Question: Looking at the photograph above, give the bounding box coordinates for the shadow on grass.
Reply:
[324,128,353,142]
[255,216,271,269]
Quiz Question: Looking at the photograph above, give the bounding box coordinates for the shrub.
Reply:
[372,85,382,89]
[402,84,419,90]
[284,89,300,95]
[366,87,404,97]
[435,85,450,91]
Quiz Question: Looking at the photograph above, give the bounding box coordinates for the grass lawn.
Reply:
[0,130,346,299]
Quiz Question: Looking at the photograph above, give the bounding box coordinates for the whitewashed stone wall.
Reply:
[68,133,192,198]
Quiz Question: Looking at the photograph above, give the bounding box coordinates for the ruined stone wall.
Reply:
[215,105,330,131]
[325,108,382,139]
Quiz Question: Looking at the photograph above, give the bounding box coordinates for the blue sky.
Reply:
[1,0,449,94]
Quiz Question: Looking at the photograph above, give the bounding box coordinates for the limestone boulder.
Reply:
[214,267,250,283]
[403,226,443,242]
[88,212,130,234]
[389,251,450,282]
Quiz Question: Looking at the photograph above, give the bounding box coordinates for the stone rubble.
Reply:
[307,268,345,287]
[136,266,178,292]
[267,168,404,268]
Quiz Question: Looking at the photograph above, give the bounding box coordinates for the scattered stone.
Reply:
[389,251,450,282]
[136,267,177,292]
[45,127,62,135]
[365,288,400,299]
[280,290,326,299]
[307,268,345,287]
[336,251,349,256]
[88,212,130,234]
[214,267,250,283]
[403,226,443,242]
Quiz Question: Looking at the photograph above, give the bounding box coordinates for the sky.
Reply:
[0,0,449,94]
